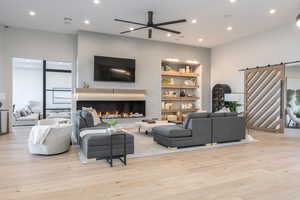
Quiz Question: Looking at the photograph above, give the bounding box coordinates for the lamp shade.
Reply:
[224,93,243,103]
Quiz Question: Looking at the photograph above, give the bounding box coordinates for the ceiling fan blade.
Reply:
[120,26,148,34]
[148,29,152,39]
[154,19,187,26]
[114,19,147,26]
[153,26,181,34]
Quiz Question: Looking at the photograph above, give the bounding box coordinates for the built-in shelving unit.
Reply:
[161,59,201,122]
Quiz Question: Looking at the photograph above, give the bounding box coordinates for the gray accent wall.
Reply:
[77,31,211,118]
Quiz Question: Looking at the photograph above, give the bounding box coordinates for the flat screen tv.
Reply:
[94,56,135,82]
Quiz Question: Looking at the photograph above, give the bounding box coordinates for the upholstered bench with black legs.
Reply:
[76,111,134,166]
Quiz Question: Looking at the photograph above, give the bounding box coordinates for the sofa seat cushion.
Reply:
[17,113,40,121]
[81,132,134,147]
[152,125,192,138]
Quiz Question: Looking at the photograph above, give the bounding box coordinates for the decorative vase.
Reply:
[186,66,190,73]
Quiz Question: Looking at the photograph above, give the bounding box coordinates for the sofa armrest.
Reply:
[212,117,246,143]
[191,118,212,144]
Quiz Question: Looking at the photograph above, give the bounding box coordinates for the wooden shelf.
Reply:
[182,109,198,113]
[161,71,198,77]
[161,108,199,113]
[161,97,200,101]
[161,84,199,89]
[161,110,178,113]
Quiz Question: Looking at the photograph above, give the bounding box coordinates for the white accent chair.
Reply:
[28,119,72,155]
[287,108,300,128]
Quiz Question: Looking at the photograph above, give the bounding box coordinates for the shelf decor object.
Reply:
[161,59,201,122]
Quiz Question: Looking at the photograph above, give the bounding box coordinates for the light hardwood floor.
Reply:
[1,128,300,200]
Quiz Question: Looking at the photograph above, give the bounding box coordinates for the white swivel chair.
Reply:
[287,108,300,128]
[28,119,72,155]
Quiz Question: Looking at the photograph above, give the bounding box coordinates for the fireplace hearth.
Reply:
[77,100,145,119]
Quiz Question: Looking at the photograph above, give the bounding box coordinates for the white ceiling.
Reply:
[0,0,299,47]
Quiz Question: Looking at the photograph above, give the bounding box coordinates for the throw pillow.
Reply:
[82,107,101,126]
[91,109,101,126]
[14,111,21,118]
[20,109,27,117]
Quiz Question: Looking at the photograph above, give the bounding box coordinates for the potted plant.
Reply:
[225,101,242,113]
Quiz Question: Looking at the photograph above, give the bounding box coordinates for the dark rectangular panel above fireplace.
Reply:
[77,100,145,119]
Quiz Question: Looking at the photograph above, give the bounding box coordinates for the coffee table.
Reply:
[136,121,176,134]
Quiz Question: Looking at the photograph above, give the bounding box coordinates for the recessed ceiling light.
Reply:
[191,19,197,24]
[84,20,90,25]
[93,0,100,4]
[129,27,134,31]
[198,38,203,42]
[227,26,233,31]
[167,33,172,37]
[269,9,277,14]
[229,0,237,3]
[29,11,36,16]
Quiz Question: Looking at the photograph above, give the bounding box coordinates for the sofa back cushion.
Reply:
[183,112,210,129]
[210,113,225,118]
[210,112,238,118]
[224,112,238,117]
[80,111,94,128]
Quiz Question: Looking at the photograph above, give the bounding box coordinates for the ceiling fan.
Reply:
[114,11,187,39]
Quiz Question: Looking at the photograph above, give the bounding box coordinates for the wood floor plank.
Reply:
[1,128,300,200]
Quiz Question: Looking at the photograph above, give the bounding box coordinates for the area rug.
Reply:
[79,128,257,164]
[126,130,257,158]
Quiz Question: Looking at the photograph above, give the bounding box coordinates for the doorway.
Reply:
[12,58,72,126]
[285,62,300,129]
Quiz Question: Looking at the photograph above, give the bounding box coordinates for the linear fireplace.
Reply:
[77,100,146,119]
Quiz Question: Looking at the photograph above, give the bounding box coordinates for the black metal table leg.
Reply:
[109,133,113,167]
[106,133,127,167]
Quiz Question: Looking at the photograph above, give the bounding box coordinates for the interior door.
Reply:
[244,64,285,133]
[43,61,72,119]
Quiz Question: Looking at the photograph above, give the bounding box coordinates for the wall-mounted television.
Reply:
[94,56,135,82]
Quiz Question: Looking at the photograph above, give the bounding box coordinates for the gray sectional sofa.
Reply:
[152,112,245,148]
[76,111,134,160]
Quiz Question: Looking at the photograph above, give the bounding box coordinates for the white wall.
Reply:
[211,23,300,93]
[13,66,43,109]
[77,31,211,118]
[0,26,5,98]
[0,27,76,110]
